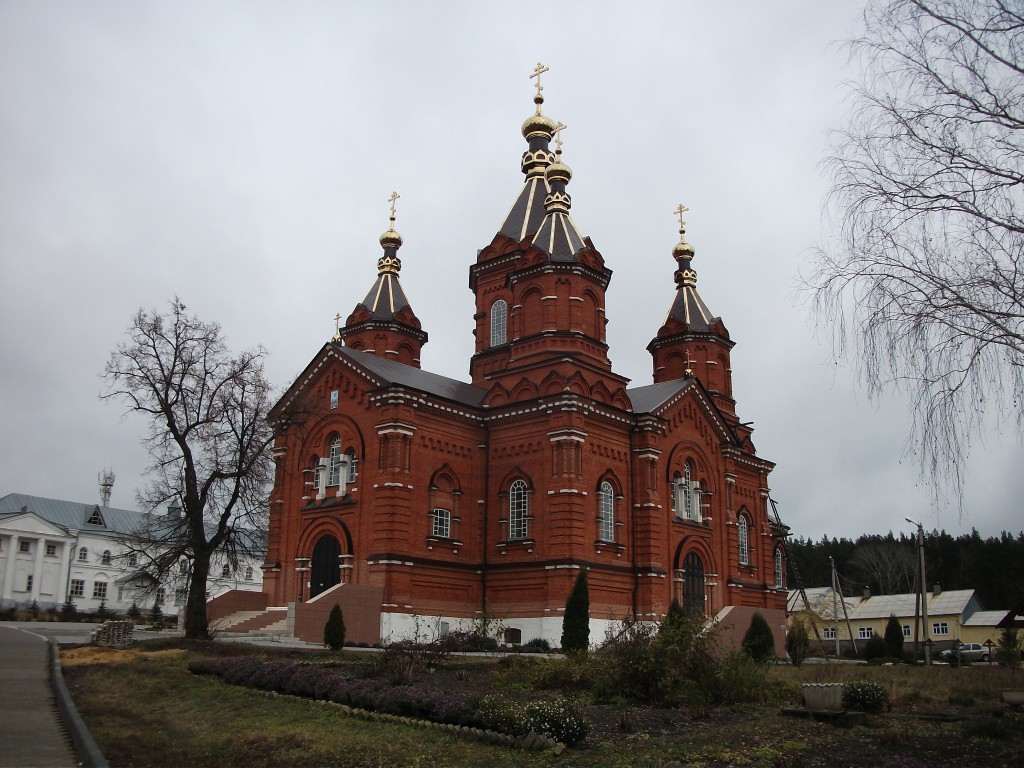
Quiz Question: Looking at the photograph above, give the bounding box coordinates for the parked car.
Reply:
[939,642,990,663]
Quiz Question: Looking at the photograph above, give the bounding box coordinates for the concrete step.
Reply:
[216,608,288,633]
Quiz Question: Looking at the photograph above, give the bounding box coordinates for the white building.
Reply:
[0,493,264,616]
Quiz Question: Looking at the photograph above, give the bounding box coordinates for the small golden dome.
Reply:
[522,111,556,139]
[379,227,403,249]
[673,238,695,260]
[546,160,572,184]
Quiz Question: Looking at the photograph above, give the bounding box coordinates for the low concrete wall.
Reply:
[206,589,269,624]
[293,583,383,646]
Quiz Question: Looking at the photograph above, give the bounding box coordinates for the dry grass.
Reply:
[63,645,1024,768]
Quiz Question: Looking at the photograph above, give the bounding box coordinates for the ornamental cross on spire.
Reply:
[530,62,549,97]
[553,122,567,154]
[675,203,689,233]
[683,347,696,377]
[388,191,400,227]
[332,312,342,342]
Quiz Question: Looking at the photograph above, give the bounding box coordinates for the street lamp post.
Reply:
[906,518,930,666]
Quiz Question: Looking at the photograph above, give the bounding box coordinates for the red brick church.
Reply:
[261,69,789,645]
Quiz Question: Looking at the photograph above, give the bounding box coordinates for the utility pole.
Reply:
[906,518,930,666]
[830,556,840,657]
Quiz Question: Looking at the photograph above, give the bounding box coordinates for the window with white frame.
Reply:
[328,436,342,486]
[822,626,836,640]
[25,574,33,591]
[101,550,112,565]
[598,481,615,541]
[117,586,124,601]
[19,540,30,553]
[858,626,874,639]
[93,581,108,599]
[156,586,166,605]
[175,588,187,606]
[221,563,231,578]
[432,508,452,538]
[508,479,529,540]
[69,579,85,597]
[902,624,912,638]
[179,560,188,575]
[78,547,88,562]
[774,549,783,587]
[45,543,57,556]
[346,449,358,483]
[310,455,321,490]
[738,515,750,566]
[672,473,686,518]
[128,553,138,567]
[245,566,253,581]
[683,462,694,520]
[490,300,508,347]
[932,621,949,636]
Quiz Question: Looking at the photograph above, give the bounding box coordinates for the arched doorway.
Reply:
[682,551,705,615]
[310,534,341,598]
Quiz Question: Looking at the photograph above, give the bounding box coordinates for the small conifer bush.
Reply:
[742,612,776,663]
[560,570,590,653]
[324,604,346,650]
[884,614,904,659]
[785,618,811,666]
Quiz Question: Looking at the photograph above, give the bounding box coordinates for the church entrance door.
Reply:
[310,534,341,598]
[682,551,706,615]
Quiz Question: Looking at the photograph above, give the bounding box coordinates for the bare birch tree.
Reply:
[806,0,1024,504]
[103,299,275,638]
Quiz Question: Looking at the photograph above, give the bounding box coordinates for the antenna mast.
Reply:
[98,469,115,507]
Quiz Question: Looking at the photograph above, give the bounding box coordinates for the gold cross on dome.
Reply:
[530,62,549,98]
[332,312,342,341]
[553,122,567,153]
[388,191,400,221]
[675,203,689,231]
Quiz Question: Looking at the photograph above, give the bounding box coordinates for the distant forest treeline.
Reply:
[787,530,1024,610]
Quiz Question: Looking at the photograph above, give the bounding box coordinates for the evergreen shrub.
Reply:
[324,604,346,650]
[785,618,811,666]
[560,570,590,654]
[742,612,776,663]
[842,680,889,712]
[884,614,904,659]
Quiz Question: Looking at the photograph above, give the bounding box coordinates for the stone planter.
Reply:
[1002,690,1024,707]
[802,683,844,712]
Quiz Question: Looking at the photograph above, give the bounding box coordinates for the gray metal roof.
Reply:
[850,589,979,620]
[532,211,586,262]
[0,493,145,537]
[359,272,413,321]
[963,610,1010,627]
[334,345,487,407]
[626,379,689,414]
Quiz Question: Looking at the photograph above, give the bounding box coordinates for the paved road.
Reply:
[0,624,78,767]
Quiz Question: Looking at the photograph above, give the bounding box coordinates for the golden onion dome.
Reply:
[673,237,695,260]
[379,226,403,249]
[522,111,556,139]
[545,160,572,184]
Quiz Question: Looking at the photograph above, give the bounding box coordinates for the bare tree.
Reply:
[806,0,1024,504]
[849,540,917,594]
[103,299,274,638]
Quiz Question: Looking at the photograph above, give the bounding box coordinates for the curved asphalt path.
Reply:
[0,624,82,767]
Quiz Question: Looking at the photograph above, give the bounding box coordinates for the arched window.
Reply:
[101,550,112,565]
[774,549,783,588]
[432,508,452,538]
[673,462,701,522]
[598,481,615,541]
[310,455,321,490]
[346,449,358,483]
[682,551,706,615]
[490,300,508,347]
[508,479,529,540]
[179,559,189,575]
[327,436,342,486]
[78,547,88,562]
[221,563,231,578]
[245,566,254,581]
[738,515,750,566]
[683,462,694,520]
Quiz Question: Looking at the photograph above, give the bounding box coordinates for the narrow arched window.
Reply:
[78,547,88,562]
[508,479,529,540]
[738,515,749,566]
[432,508,452,538]
[598,481,615,542]
[310,455,321,490]
[328,436,342,486]
[490,300,508,347]
[101,550,112,565]
[346,449,358,483]
[683,462,694,520]
[774,549,783,588]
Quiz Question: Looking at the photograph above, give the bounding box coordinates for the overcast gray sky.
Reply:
[2,1,1020,542]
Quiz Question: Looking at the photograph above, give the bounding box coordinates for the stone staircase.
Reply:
[212,607,289,638]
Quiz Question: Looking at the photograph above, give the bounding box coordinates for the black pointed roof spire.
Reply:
[358,191,414,320]
[531,122,586,261]
[498,62,558,242]
[664,204,717,330]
